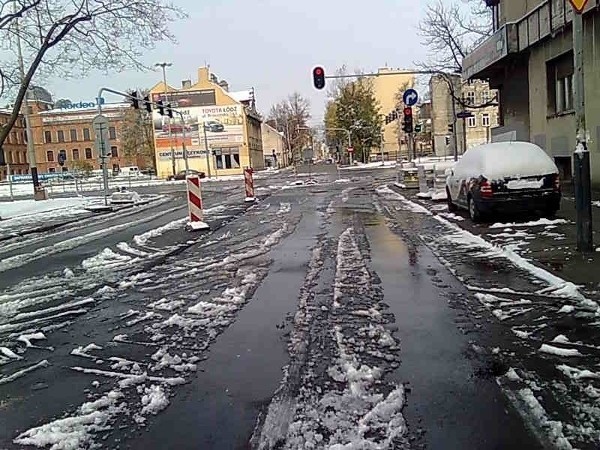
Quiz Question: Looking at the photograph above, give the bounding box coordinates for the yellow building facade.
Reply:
[150,67,263,178]
[371,67,416,159]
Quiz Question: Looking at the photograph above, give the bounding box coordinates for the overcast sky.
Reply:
[44,0,435,124]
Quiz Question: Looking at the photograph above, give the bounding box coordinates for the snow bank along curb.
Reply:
[376,185,596,310]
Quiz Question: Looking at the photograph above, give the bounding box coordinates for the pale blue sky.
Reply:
[44,0,431,123]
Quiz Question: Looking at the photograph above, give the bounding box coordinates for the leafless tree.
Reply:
[0,0,186,154]
[417,0,492,73]
[268,92,311,162]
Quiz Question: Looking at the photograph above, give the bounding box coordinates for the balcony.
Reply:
[462,24,519,80]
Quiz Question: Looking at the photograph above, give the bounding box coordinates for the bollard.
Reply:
[186,175,209,231]
[244,168,256,202]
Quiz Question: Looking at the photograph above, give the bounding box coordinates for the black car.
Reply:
[446,142,561,222]
[167,170,206,181]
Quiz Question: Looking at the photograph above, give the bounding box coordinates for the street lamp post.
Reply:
[155,62,175,178]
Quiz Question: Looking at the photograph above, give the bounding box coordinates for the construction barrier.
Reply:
[244,168,256,202]
[187,175,209,231]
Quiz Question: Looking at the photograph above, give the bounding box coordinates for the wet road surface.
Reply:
[0,166,566,449]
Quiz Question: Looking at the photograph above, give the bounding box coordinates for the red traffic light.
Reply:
[403,107,412,116]
[313,66,325,90]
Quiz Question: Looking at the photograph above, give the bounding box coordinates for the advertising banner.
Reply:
[152,89,244,160]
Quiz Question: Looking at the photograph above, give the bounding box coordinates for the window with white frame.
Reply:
[467,116,477,127]
[482,90,490,103]
[547,52,574,115]
[482,113,490,127]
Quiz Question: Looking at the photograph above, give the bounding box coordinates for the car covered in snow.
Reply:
[445,142,561,222]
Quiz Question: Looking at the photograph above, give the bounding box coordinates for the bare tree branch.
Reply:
[416,0,492,73]
[0,0,186,160]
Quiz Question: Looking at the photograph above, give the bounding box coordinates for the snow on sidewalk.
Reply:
[0,197,99,221]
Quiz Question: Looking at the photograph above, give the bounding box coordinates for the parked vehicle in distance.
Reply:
[117,166,141,177]
[445,142,561,222]
[167,169,206,181]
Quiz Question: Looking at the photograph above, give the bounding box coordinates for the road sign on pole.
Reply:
[456,111,474,119]
[403,89,419,107]
[569,0,588,13]
[93,114,110,205]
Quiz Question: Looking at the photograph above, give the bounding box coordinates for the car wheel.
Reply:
[446,188,458,212]
[542,207,559,218]
[468,196,482,222]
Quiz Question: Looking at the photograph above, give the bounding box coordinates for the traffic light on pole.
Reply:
[156,100,165,116]
[402,107,413,133]
[129,91,140,109]
[447,123,454,133]
[313,66,325,90]
[166,104,173,119]
[143,96,152,113]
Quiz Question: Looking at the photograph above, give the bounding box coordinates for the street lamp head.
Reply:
[155,62,172,68]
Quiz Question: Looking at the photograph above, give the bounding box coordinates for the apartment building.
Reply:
[429,74,499,157]
[463,0,600,182]
[29,101,137,174]
[0,111,28,180]
[149,67,264,178]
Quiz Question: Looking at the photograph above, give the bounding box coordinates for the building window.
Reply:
[482,113,490,127]
[46,150,54,162]
[72,149,80,160]
[85,148,92,159]
[482,91,490,104]
[57,130,65,142]
[58,149,67,162]
[70,129,77,141]
[83,128,91,141]
[44,130,52,143]
[49,167,56,173]
[466,91,475,105]
[110,146,118,157]
[547,52,574,115]
[467,116,477,127]
[109,126,116,140]
[214,149,241,169]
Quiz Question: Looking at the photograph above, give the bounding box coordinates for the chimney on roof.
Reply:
[181,79,192,89]
[218,80,229,92]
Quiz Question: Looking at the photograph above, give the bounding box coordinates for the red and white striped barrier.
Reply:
[244,168,256,202]
[186,175,209,231]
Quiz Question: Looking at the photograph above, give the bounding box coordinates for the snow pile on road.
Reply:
[254,228,408,449]
[140,385,169,415]
[341,161,397,170]
[13,390,126,449]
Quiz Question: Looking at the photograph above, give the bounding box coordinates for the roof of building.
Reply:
[228,90,253,103]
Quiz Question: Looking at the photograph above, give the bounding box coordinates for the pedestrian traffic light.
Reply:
[143,96,152,113]
[129,91,140,109]
[402,107,413,133]
[448,123,454,133]
[414,123,422,133]
[313,66,325,90]
[156,100,164,116]
[166,104,173,119]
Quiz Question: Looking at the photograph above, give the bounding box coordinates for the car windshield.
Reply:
[0,2,591,450]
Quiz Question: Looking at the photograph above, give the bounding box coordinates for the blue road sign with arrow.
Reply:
[403,89,419,106]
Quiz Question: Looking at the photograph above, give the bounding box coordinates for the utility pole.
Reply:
[202,123,212,178]
[155,62,175,177]
[14,6,42,199]
[572,3,593,252]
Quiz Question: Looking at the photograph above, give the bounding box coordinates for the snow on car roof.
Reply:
[456,142,558,179]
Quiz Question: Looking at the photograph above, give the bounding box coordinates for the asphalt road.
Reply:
[0,164,556,449]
